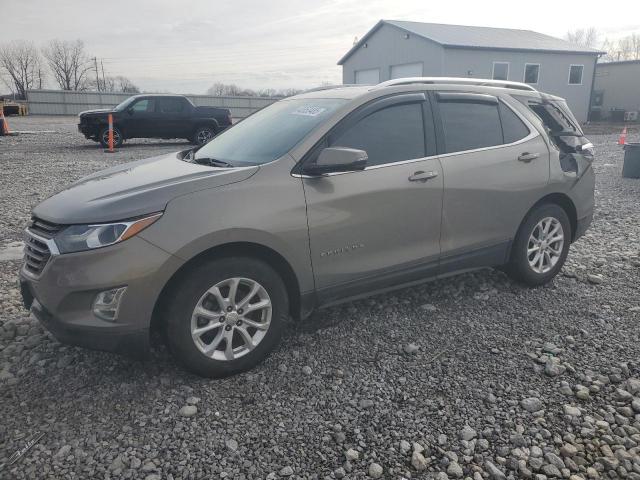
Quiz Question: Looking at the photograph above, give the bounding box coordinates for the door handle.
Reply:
[518,152,540,163]
[408,171,439,182]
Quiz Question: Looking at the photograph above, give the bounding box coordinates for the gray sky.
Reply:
[4,0,639,93]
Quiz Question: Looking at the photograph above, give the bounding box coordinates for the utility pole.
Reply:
[101,60,107,92]
[93,57,100,91]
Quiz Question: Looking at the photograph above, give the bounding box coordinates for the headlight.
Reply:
[55,213,162,254]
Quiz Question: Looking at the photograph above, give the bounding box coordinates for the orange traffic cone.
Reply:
[0,105,9,135]
[618,126,627,145]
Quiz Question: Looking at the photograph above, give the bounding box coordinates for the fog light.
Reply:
[93,287,127,321]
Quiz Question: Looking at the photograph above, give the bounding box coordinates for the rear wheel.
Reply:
[165,257,288,377]
[99,126,123,148]
[506,203,571,286]
[192,126,216,146]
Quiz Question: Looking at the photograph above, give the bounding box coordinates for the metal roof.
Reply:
[596,59,640,67]
[338,20,604,65]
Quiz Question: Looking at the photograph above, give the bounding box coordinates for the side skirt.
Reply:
[305,240,512,314]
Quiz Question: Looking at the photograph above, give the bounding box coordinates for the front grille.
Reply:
[29,217,64,239]
[23,217,65,276]
[23,235,51,276]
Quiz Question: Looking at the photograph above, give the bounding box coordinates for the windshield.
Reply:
[114,97,137,111]
[194,98,347,166]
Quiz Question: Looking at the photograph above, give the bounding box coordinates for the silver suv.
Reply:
[20,78,595,377]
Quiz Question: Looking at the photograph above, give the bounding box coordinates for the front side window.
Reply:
[492,62,509,80]
[524,64,540,84]
[439,100,502,153]
[131,99,155,113]
[330,103,425,166]
[194,98,347,166]
[569,65,584,85]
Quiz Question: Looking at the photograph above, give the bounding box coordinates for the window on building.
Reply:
[524,64,540,84]
[568,65,584,85]
[492,62,509,80]
[439,100,503,153]
[499,103,530,143]
[331,103,425,166]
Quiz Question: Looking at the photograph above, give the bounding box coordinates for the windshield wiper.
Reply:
[194,157,235,168]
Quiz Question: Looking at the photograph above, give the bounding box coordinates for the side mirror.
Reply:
[302,147,368,176]
[126,107,134,115]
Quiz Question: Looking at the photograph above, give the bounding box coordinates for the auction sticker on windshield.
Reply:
[291,106,327,117]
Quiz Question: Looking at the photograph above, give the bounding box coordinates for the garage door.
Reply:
[390,62,423,79]
[354,68,380,84]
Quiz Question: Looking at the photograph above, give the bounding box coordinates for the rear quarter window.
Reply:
[499,103,530,144]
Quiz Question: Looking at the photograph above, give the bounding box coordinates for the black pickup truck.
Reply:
[78,94,232,147]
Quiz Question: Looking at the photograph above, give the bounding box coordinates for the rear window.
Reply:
[516,97,582,135]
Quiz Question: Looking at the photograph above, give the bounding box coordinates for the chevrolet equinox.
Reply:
[20,78,595,377]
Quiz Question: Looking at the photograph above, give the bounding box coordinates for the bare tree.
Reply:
[86,75,140,93]
[206,82,255,97]
[43,39,93,90]
[207,82,301,98]
[601,33,640,61]
[566,27,598,48]
[113,76,140,93]
[0,40,44,98]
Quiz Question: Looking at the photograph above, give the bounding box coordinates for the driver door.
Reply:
[124,98,157,138]
[301,93,443,304]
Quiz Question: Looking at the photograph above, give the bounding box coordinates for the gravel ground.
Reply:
[1,116,640,479]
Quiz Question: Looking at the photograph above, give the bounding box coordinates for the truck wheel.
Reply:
[165,257,288,377]
[99,126,123,148]
[506,203,571,286]
[192,126,216,145]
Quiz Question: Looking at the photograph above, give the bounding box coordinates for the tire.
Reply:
[99,126,123,148]
[191,126,216,146]
[506,203,572,286]
[165,257,288,377]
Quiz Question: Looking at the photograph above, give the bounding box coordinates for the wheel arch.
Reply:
[151,241,303,334]
[516,192,578,245]
[192,120,220,135]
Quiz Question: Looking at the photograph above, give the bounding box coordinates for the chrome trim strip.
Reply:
[291,154,440,178]
[437,131,540,160]
[25,228,59,256]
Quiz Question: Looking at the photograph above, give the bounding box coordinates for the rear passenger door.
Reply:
[433,92,549,270]
[156,97,190,138]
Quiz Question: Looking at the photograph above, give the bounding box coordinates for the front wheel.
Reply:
[165,257,288,377]
[506,203,571,286]
[99,126,123,148]
[191,126,216,146]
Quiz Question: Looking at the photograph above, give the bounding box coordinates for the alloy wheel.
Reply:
[196,129,213,145]
[101,129,121,145]
[190,277,272,361]
[527,216,564,274]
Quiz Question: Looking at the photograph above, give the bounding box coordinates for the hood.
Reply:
[33,153,258,224]
[79,108,114,117]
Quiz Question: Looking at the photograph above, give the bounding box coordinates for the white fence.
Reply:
[25,90,279,119]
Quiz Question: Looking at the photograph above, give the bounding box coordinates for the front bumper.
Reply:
[19,235,182,358]
[77,123,98,139]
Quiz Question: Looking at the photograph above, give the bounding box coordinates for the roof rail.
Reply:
[303,84,364,93]
[374,77,537,92]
